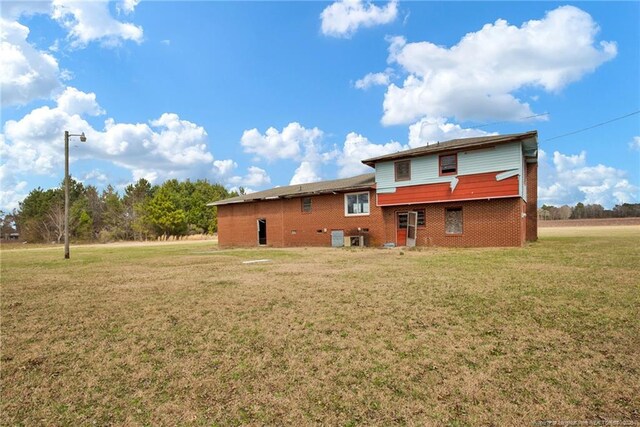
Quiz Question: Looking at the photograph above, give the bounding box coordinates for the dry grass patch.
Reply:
[2,229,639,425]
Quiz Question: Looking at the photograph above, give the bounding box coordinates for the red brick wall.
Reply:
[217,191,386,248]
[218,193,524,248]
[526,162,538,241]
[380,198,524,248]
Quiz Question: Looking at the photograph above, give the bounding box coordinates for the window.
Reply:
[395,160,411,181]
[417,209,425,226]
[445,207,463,235]
[440,154,457,175]
[345,192,370,216]
[301,197,312,213]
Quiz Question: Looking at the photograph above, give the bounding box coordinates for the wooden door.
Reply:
[396,213,407,246]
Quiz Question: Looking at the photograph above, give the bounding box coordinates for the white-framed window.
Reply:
[344,191,370,216]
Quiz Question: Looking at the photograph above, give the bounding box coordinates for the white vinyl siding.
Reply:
[375,141,523,195]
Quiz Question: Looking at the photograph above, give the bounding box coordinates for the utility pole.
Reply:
[64,131,70,259]
[64,131,86,259]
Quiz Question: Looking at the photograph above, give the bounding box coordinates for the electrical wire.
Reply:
[543,110,640,142]
[474,112,550,129]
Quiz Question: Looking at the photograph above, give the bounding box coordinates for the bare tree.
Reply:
[46,202,65,244]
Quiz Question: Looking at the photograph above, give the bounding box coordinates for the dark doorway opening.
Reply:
[257,219,267,245]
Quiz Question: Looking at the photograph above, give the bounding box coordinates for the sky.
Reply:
[1,0,639,211]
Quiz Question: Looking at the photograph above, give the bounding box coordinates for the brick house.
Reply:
[210,131,538,248]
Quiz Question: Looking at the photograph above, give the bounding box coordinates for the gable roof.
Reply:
[361,131,538,166]
[208,173,375,206]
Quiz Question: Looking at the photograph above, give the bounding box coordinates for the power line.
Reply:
[474,112,550,129]
[418,112,550,132]
[543,110,640,142]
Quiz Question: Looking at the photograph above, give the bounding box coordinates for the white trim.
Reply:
[496,169,519,181]
[344,191,371,216]
[450,176,459,192]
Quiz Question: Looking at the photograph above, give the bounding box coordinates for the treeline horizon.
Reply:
[3,182,640,242]
[537,202,640,220]
[1,178,240,243]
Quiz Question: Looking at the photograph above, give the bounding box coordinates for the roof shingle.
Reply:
[208,173,375,206]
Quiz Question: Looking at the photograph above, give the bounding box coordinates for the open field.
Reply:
[539,217,640,227]
[2,227,639,425]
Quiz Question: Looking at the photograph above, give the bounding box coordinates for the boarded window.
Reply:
[302,197,312,213]
[440,154,457,175]
[395,160,411,181]
[445,207,463,234]
[345,192,369,216]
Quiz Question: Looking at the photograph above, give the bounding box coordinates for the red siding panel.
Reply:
[377,171,519,206]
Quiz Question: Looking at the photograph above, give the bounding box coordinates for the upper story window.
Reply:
[439,154,457,175]
[301,197,312,213]
[394,160,411,182]
[345,192,370,216]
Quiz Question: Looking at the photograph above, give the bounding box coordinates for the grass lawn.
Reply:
[1,227,639,425]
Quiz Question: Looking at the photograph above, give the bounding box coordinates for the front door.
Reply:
[257,218,267,245]
[397,213,407,246]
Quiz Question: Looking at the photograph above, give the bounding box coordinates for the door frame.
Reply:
[257,218,267,246]
[406,211,418,247]
[396,210,418,247]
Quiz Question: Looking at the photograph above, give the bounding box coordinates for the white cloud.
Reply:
[355,68,393,89]
[212,159,237,178]
[290,161,322,185]
[230,166,271,188]
[56,86,105,116]
[336,132,405,178]
[0,18,62,106]
[81,169,109,183]
[538,149,638,208]
[382,6,617,125]
[240,122,336,185]
[408,117,497,148]
[117,0,140,15]
[51,0,143,48]
[213,160,271,189]
[629,136,640,151]
[0,2,52,20]
[0,160,29,211]
[321,0,398,38]
[240,122,323,162]
[2,89,215,187]
[1,0,144,106]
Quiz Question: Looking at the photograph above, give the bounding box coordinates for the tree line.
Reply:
[537,202,640,220]
[1,178,238,243]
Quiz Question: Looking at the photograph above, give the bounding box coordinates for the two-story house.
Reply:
[209,131,538,247]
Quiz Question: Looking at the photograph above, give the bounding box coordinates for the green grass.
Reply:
[1,227,639,425]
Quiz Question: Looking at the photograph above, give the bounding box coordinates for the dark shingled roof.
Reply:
[361,131,538,166]
[208,173,375,206]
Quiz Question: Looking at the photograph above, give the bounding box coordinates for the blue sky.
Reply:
[1,0,639,211]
